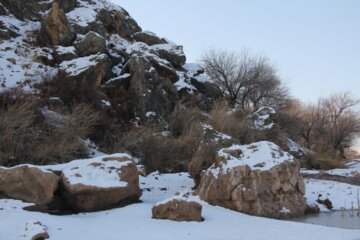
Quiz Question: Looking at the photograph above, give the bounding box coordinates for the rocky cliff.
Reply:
[0,0,218,129]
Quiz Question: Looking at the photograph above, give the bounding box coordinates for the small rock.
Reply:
[152,199,203,222]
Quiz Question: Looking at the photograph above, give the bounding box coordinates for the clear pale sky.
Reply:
[111,0,360,103]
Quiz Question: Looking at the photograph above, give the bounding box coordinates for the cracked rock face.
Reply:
[197,141,307,219]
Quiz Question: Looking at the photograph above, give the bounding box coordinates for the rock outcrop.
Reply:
[125,55,179,120]
[0,166,59,205]
[151,44,186,68]
[197,141,306,219]
[38,2,76,47]
[152,194,203,222]
[58,53,111,102]
[60,156,141,212]
[188,124,237,187]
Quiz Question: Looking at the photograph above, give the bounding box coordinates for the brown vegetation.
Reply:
[0,93,100,166]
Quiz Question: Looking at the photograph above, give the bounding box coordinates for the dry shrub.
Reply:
[301,151,346,170]
[209,100,259,144]
[142,123,203,173]
[168,104,208,137]
[0,100,100,166]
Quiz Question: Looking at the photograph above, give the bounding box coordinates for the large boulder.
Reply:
[151,43,186,68]
[125,55,179,121]
[197,141,306,219]
[133,31,167,46]
[152,194,203,222]
[60,155,141,212]
[75,31,106,57]
[38,2,76,47]
[0,166,59,205]
[58,53,111,100]
[188,124,237,187]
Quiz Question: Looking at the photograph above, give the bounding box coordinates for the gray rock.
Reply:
[125,55,179,121]
[151,44,186,68]
[75,31,106,57]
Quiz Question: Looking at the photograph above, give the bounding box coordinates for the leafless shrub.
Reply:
[0,99,100,166]
[209,100,260,144]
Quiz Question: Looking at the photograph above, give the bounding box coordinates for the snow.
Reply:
[280,207,291,213]
[66,0,124,27]
[1,171,360,240]
[146,111,156,117]
[101,99,111,107]
[351,137,360,155]
[288,139,309,154]
[248,107,276,130]
[20,221,48,240]
[105,73,131,84]
[174,71,196,93]
[62,158,131,188]
[304,178,360,211]
[184,63,210,83]
[202,124,232,142]
[210,141,294,176]
[55,46,76,55]
[59,54,107,76]
[301,160,360,178]
[151,43,185,57]
[0,18,57,90]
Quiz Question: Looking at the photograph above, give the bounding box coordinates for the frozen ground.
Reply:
[1,171,360,240]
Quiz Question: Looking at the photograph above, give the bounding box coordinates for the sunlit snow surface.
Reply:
[1,169,360,240]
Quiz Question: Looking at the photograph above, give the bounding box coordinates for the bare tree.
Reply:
[299,92,360,158]
[201,48,288,110]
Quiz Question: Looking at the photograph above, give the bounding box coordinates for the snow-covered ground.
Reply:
[302,160,360,178]
[1,171,360,240]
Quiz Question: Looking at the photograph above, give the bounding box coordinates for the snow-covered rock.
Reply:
[198,141,306,219]
[248,106,276,130]
[75,31,106,57]
[60,155,141,212]
[151,43,186,68]
[152,193,203,222]
[21,221,49,240]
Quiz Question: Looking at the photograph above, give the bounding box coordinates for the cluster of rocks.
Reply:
[0,154,141,212]
[0,0,219,125]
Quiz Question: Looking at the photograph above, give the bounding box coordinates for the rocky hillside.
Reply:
[0,0,216,127]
